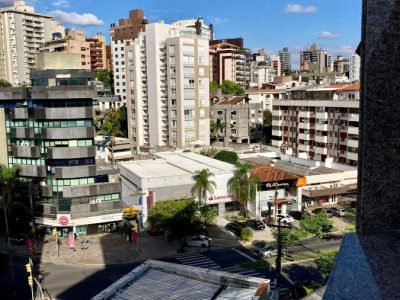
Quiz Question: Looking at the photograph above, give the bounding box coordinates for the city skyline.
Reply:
[8,0,362,68]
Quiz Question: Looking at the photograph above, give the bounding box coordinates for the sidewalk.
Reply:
[1,232,179,266]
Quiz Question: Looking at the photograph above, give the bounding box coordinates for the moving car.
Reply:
[258,246,278,258]
[186,235,212,248]
[245,219,265,230]
[276,214,294,224]
[225,222,245,235]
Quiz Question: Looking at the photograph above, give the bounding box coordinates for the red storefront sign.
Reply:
[208,194,234,201]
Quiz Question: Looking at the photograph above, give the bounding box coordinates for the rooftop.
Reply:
[118,151,236,179]
[92,260,270,300]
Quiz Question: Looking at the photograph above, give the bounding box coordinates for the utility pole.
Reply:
[269,218,291,287]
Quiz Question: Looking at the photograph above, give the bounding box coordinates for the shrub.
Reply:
[240,226,253,242]
[214,150,238,164]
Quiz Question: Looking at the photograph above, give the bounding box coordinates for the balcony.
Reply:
[315,135,328,143]
[347,152,358,161]
[41,127,95,140]
[31,86,97,100]
[272,120,284,126]
[0,87,27,100]
[11,146,40,158]
[19,165,46,178]
[10,108,28,119]
[298,144,310,152]
[348,126,359,135]
[298,111,310,118]
[272,140,283,147]
[298,123,311,130]
[10,127,35,139]
[272,130,282,136]
[63,182,120,198]
[47,146,96,159]
[298,133,311,140]
[316,112,328,119]
[314,146,328,155]
[54,165,97,179]
[34,107,93,120]
[316,124,328,131]
[347,139,359,148]
[349,114,359,122]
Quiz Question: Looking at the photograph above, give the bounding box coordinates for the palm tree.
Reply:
[98,109,123,165]
[0,165,20,248]
[191,169,216,206]
[227,162,259,219]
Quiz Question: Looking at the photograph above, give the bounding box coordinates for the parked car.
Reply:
[258,247,278,258]
[276,214,294,224]
[245,219,265,230]
[288,211,311,220]
[186,235,212,248]
[335,208,346,217]
[225,222,245,235]
[263,215,275,226]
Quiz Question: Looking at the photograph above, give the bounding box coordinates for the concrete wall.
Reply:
[37,52,82,70]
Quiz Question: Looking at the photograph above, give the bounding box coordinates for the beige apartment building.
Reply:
[125,20,211,152]
[271,83,360,166]
[40,30,91,70]
[0,1,53,85]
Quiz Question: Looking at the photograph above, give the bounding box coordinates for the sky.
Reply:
[1,0,362,69]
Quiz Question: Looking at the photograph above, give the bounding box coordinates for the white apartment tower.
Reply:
[349,54,361,82]
[125,20,211,151]
[0,1,52,85]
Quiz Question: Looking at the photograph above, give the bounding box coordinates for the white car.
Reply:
[258,247,278,258]
[186,235,212,248]
[335,208,346,217]
[276,214,294,224]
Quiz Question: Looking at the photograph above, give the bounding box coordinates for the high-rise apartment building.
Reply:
[209,38,251,88]
[349,54,361,82]
[271,83,360,166]
[40,30,91,70]
[110,9,148,107]
[300,44,330,73]
[86,34,108,71]
[333,55,350,75]
[0,1,53,85]
[0,69,121,231]
[125,20,211,151]
[279,47,291,75]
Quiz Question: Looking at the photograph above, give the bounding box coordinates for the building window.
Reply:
[169,56,176,64]
[183,67,195,77]
[182,44,194,53]
[169,45,175,54]
[183,56,194,65]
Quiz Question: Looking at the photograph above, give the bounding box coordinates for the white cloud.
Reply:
[49,10,104,26]
[206,16,228,25]
[0,0,14,8]
[318,31,340,39]
[284,4,317,14]
[52,0,70,8]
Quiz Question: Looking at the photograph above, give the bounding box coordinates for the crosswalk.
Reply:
[175,252,220,269]
[175,252,266,279]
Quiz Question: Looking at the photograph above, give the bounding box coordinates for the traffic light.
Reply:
[25,263,31,273]
[28,275,33,287]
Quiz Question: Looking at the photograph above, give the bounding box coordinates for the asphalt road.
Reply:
[0,235,341,299]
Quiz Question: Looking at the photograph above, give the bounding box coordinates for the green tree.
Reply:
[0,165,20,248]
[300,213,333,252]
[147,199,198,250]
[210,119,227,140]
[209,80,219,92]
[199,147,218,158]
[344,208,356,232]
[227,163,259,219]
[263,109,272,127]
[0,80,12,87]
[240,226,253,242]
[220,80,244,96]
[315,250,339,279]
[191,169,216,206]
[98,108,123,165]
[96,69,113,89]
[199,205,217,224]
[271,228,303,249]
[214,150,238,164]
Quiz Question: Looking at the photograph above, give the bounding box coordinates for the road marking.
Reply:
[231,248,257,262]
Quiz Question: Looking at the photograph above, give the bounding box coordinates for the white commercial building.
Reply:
[117,151,236,226]
[0,1,53,85]
[125,19,211,152]
[349,53,361,82]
